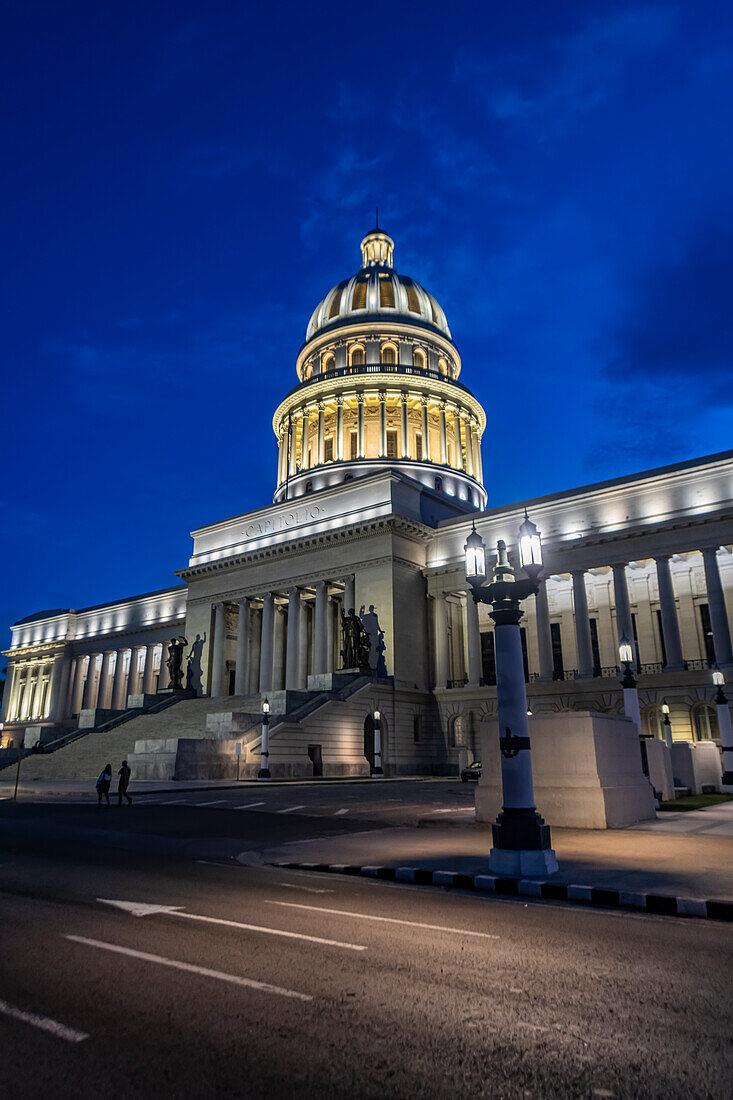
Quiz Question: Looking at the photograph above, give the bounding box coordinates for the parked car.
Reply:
[460,760,482,782]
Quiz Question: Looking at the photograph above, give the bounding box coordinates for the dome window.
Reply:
[328,284,345,319]
[350,346,365,366]
[379,275,395,309]
[352,279,367,311]
[381,344,397,365]
[404,281,421,314]
[438,357,448,376]
[322,352,335,374]
[413,348,426,369]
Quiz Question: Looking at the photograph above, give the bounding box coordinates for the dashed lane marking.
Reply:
[0,998,89,1043]
[267,901,500,939]
[334,808,349,815]
[233,801,266,810]
[194,799,229,806]
[64,936,312,1001]
[276,883,335,894]
[277,805,306,814]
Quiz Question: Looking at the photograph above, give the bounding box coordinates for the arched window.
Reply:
[413,347,426,369]
[438,357,448,376]
[434,476,443,491]
[448,714,465,748]
[322,352,335,374]
[642,706,664,740]
[692,703,719,741]
[350,345,365,366]
[381,343,397,365]
[304,480,313,494]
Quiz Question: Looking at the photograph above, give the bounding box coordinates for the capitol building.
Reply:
[2,225,732,782]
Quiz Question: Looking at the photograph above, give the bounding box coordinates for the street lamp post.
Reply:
[372,709,383,776]
[464,515,558,876]
[712,668,733,791]
[618,634,641,732]
[661,702,673,749]
[258,697,271,780]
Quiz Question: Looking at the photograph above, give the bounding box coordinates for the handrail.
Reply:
[280,363,477,403]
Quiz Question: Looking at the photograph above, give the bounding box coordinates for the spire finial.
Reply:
[375,205,379,230]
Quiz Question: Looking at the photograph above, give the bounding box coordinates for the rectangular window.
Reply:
[550,622,564,680]
[480,631,496,685]
[589,618,601,676]
[699,603,716,664]
[386,429,398,458]
[413,715,420,743]
[415,433,423,460]
[655,609,668,667]
[324,437,334,462]
[520,626,530,682]
[350,430,358,459]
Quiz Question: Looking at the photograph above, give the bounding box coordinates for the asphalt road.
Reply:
[0,811,731,1099]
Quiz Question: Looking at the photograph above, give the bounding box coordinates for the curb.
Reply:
[274,861,733,922]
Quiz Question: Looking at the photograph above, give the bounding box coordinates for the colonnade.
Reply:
[432,544,733,690]
[276,391,483,485]
[4,642,165,725]
[208,575,357,698]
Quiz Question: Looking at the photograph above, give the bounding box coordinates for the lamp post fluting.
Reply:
[258,697,271,781]
[372,709,383,776]
[712,668,733,791]
[465,516,558,876]
[618,633,641,733]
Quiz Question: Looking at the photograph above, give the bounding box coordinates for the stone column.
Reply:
[47,654,71,721]
[297,600,310,688]
[273,605,286,690]
[313,581,329,675]
[32,665,47,719]
[234,598,251,695]
[655,555,684,670]
[344,574,356,613]
[378,391,387,456]
[400,391,409,457]
[96,652,112,708]
[433,594,449,689]
[127,647,141,698]
[336,396,344,460]
[301,409,310,469]
[326,596,336,672]
[82,655,100,710]
[249,608,262,693]
[285,587,301,690]
[702,547,733,667]
[259,594,275,693]
[357,393,365,457]
[276,428,286,485]
[111,650,128,707]
[572,571,594,678]
[1,665,18,722]
[612,563,633,647]
[534,579,554,681]
[439,401,448,464]
[463,415,474,477]
[289,417,298,476]
[210,602,227,697]
[20,672,35,720]
[317,401,325,466]
[421,396,430,461]
[70,656,86,715]
[464,592,482,687]
[453,407,463,468]
[473,423,483,481]
[143,644,158,695]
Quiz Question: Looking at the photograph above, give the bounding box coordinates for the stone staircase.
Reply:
[16,695,260,782]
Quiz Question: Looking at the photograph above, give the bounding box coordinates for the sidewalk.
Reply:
[261,805,733,904]
[0,775,448,799]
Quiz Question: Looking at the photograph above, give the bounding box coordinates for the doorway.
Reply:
[308,744,323,777]
[363,716,375,771]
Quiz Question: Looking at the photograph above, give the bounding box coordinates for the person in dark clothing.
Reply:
[96,763,112,807]
[117,760,132,806]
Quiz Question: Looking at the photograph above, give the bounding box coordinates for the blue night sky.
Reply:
[2,1,732,647]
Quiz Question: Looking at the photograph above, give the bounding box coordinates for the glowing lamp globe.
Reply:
[618,635,634,666]
[262,697,270,715]
[712,667,725,687]
[464,526,486,586]
[518,513,542,575]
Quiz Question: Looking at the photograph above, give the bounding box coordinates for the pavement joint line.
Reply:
[270,863,733,922]
[64,935,313,1001]
[0,998,89,1044]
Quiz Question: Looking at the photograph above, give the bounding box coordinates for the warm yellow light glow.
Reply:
[619,638,633,665]
[662,702,670,716]
[713,669,725,686]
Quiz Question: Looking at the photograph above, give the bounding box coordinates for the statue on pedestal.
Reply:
[340,608,372,671]
[165,636,188,690]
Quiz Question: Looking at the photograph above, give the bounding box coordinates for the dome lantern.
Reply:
[360,227,394,268]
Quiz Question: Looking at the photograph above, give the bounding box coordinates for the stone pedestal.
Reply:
[643,738,675,802]
[476,712,656,829]
[670,741,722,794]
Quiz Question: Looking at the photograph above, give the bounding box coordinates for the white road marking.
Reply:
[277,883,334,894]
[334,808,349,815]
[195,799,228,806]
[160,798,190,805]
[97,898,365,951]
[267,901,500,939]
[0,998,89,1043]
[277,805,306,814]
[65,936,311,1001]
[234,801,266,810]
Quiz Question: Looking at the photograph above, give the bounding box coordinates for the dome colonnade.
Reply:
[272,227,487,508]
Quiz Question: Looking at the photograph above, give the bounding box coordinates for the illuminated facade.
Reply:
[2,227,733,778]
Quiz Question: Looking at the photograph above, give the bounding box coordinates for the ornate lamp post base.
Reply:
[489,808,559,876]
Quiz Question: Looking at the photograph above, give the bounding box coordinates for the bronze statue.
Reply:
[340,608,371,670]
[165,636,188,690]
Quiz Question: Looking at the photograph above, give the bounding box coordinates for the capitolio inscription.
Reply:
[243,503,324,540]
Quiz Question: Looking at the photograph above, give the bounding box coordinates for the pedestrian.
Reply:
[117,759,132,806]
[96,763,112,807]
